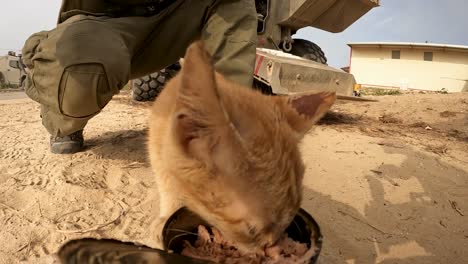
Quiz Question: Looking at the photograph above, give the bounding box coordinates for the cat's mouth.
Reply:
[160,207,323,263]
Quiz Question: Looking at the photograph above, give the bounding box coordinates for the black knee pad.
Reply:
[59,63,113,118]
[22,16,131,118]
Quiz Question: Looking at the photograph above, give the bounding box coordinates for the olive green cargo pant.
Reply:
[22,0,257,137]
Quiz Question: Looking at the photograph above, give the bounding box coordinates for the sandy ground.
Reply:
[0,90,467,264]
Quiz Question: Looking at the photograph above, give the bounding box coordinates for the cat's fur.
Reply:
[147,41,336,251]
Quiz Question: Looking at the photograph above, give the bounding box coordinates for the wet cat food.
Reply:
[181,225,311,264]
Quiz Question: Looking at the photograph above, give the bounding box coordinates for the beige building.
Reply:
[347,42,468,92]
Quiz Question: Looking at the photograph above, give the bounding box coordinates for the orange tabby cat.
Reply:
[147,41,335,251]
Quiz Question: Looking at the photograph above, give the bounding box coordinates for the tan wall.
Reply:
[0,56,20,85]
[350,47,468,92]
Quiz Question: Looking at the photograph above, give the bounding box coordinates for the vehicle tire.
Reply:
[288,39,327,65]
[132,63,181,102]
[0,73,5,86]
[253,78,273,95]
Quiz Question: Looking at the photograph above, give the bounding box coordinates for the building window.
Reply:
[424,52,433,61]
[391,50,400,59]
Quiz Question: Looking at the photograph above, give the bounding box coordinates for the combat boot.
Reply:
[50,130,84,154]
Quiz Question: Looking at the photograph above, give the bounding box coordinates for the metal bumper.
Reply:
[254,48,356,97]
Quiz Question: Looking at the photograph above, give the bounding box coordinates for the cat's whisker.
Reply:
[168,233,198,249]
[167,228,227,243]
[166,228,199,236]
[291,219,301,234]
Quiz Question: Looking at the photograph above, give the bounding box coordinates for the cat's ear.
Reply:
[173,41,229,160]
[276,92,336,137]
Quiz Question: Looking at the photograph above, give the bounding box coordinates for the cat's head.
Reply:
[168,41,335,251]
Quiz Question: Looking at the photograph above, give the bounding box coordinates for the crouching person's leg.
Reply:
[22,15,130,154]
[202,0,258,87]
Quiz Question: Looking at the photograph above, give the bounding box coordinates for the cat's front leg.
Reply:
[146,216,167,249]
[148,181,182,249]
[158,182,183,218]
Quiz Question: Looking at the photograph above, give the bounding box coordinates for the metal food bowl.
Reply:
[56,208,323,264]
[162,207,323,264]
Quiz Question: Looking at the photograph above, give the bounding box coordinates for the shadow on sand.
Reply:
[86,129,149,163]
[303,145,467,264]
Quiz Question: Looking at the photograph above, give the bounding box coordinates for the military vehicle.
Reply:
[132,0,380,101]
[0,51,26,88]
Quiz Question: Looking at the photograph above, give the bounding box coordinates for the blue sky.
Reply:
[295,0,468,67]
[1,0,467,68]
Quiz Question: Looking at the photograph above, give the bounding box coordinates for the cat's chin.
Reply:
[234,242,265,256]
